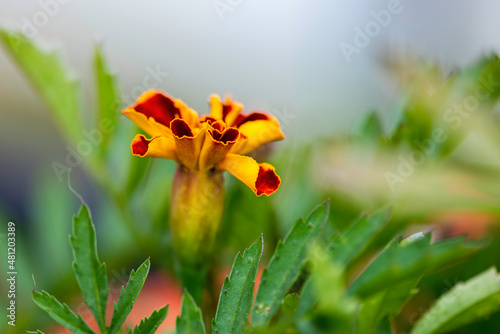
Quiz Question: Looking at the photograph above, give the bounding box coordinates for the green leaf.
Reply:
[176,291,206,334]
[94,44,119,156]
[69,205,109,333]
[296,245,358,334]
[330,207,391,267]
[411,267,500,334]
[129,306,169,334]
[26,331,46,334]
[356,279,419,334]
[358,111,383,140]
[212,235,264,334]
[348,233,479,298]
[251,201,330,328]
[0,30,82,144]
[281,293,301,317]
[125,153,151,194]
[109,259,151,334]
[32,290,95,334]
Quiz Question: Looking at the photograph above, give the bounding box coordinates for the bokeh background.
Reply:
[2,0,500,333]
[3,0,500,216]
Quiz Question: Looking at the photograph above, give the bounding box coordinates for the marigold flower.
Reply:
[122,90,284,300]
[122,90,284,196]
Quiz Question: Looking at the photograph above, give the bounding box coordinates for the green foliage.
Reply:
[176,291,206,334]
[329,207,391,267]
[212,235,264,334]
[358,110,383,141]
[69,205,109,333]
[348,233,479,298]
[411,267,500,334]
[128,306,169,334]
[31,204,167,334]
[109,259,151,334]
[94,44,119,156]
[251,201,329,328]
[32,290,95,334]
[0,30,82,144]
[355,279,419,333]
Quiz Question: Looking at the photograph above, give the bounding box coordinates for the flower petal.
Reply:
[218,154,281,196]
[209,94,243,126]
[232,114,285,155]
[199,124,240,170]
[122,90,199,136]
[171,119,205,170]
[131,134,176,160]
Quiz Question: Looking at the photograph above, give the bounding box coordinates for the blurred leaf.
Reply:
[356,279,419,334]
[222,181,277,256]
[212,235,263,334]
[129,306,168,334]
[411,267,500,334]
[348,234,479,298]
[94,44,119,156]
[459,53,500,102]
[330,207,391,267]
[273,146,324,234]
[176,291,206,334]
[26,331,45,334]
[125,155,151,194]
[32,290,94,334]
[69,205,108,333]
[358,111,383,141]
[31,175,75,276]
[296,245,357,334]
[109,259,150,334]
[0,30,82,144]
[282,293,301,317]
[251,201,329,328]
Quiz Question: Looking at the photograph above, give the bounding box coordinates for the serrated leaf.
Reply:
[251,201,330,328]
[0,30,82,144]
[109,259,151,334]
[330,207,391,267]
[176,291,206,334]
[32,290,95,334]
[212,235,264,334]
[94,44,119,156]
[348,234,479,298]
[129,306,168,334]
[411,267,500,334]
[69,205,109,333]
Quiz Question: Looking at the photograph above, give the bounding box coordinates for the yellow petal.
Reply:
[171,119,206,171]
[199,123,240,170]
[209,94,243,126]
[209,94,223,120]
[232,115,285,155]
[131,134,176,160]
[218,154,281,196]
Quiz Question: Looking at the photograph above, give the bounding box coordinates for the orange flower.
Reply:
[122,90,284,196]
